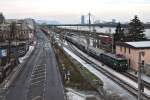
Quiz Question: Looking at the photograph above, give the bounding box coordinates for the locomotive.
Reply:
[65,35,128,72]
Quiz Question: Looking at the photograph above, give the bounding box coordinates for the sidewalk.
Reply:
[0,44,35,89]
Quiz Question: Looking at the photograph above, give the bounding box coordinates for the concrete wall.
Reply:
[116,45,150,71]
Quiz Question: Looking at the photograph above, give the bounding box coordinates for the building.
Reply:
[116,41,150,73]
[81,15,85,24]
[112,19,116,24]
[0,18,36,63]
[0,16,36,81]
[0,13,5,24]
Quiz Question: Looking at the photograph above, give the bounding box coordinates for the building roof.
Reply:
[117,41,150,49]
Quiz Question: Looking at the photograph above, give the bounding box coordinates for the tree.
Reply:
[114,22,124,42]
[112,22,124,53]
[128,15,145,41]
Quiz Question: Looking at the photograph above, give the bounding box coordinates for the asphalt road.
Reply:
[3,29,65,100]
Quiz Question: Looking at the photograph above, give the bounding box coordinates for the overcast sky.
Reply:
[0,0,150,23]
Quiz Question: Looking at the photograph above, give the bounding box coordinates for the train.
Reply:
[99,35,112,45]
[65,35,128,72]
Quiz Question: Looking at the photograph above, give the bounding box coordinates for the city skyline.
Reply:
[0,0,150,23]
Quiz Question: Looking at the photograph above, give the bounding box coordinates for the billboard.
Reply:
[0,49,7,58]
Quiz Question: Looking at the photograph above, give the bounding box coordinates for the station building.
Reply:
[116,41,150,73]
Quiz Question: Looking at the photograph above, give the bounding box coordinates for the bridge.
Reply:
[44,23,127,28]
[40,23,150,29]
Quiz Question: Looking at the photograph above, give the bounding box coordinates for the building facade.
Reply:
[0,15,36,81]
[116,41,150,72]
[0,19,36,66]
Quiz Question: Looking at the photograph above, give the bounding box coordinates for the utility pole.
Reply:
[112,34,114,53]
[60,31,64,48]
[87,12,91,51]
[138,51,145,100]
[93,26,96,47]
[8,23,13,63]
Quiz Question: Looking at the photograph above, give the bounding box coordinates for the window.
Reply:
[129,48,130,54]
[124,47,126,53]
[129,59,131,67]
[120,46,122,52]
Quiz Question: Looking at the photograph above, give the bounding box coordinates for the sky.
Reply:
[0,0,150,23]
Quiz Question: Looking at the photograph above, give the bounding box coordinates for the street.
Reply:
[4,29,65,100]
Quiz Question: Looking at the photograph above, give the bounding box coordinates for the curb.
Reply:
[0,45,36,89]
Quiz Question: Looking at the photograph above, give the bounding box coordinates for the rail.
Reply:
[66,40,150,100]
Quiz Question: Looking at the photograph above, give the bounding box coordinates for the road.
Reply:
[3,29,65,100]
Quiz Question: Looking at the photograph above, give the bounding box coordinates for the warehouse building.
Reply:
[116,41,150,74]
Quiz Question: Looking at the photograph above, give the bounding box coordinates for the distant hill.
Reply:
[35,20,60,25]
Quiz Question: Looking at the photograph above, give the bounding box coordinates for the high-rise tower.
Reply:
[81,15,85,24]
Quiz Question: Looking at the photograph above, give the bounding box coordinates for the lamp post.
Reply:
[138,50,145,100]
[86,12,91,51]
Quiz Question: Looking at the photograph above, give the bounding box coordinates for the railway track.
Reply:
[66,41,150,100]
[123,72,150,90]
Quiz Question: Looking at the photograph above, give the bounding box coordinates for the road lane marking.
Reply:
[33,67,45,71]
[31,73,45,78]
[31,71,46,77]
[34,66,44,69]
[33,67,46,71]
[28,64,47,99]
[42,64,46,100]
[31,96,42,100]
[32,69,45,75]
[32,68,46,73]
[31,75,45,81]
[31,80,45,85]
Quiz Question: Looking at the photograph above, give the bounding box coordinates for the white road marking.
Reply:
[43,64,46,100]
[29,64,47,99]
[31,80,44,85]
[31,71,46,77]
[32,69,46,74]
[33,66,44,70]
[34,66,44,69]
[31,96,42,100]
[31,75,45,81]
